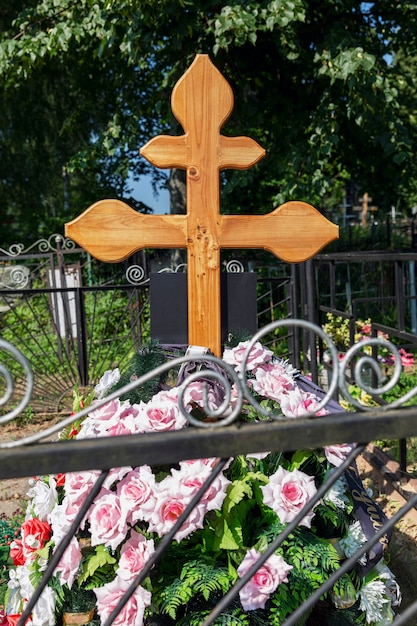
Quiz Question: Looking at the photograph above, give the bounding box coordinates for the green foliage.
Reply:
[209,0,306,54]
[269,532,340,623]
[110,339,168,404]
[0,287,146,410]
[177,605,251,625]
[1,2,417,245]
[157,559,231,619]
[78,544,117,587]
[0,517,20,571]
[58,583,97,614]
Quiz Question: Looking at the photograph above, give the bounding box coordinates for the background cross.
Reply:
[65,54,338,356]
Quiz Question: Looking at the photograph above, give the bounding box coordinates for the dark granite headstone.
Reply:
[150,272,257,346]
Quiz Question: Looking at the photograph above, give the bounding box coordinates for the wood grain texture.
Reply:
[65,55,339,355]
[220,201,339,263]
[65,199,186,263]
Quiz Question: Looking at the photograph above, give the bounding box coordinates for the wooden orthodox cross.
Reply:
[66,54,338,356]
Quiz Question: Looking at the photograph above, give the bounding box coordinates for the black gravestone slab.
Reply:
[150,272,257,346]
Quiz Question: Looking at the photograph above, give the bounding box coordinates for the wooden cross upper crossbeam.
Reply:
[65,54,339,356]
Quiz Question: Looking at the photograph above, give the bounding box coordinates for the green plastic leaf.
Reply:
[78,544,116,585]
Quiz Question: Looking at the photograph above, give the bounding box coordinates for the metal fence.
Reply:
[0,237,297,413]
[313,252,417,476]
[1,320,417,625]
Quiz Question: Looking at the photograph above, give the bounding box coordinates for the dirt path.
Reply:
[356,445,417,625]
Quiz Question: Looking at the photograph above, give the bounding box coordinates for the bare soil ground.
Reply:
[356,446,417,625]
[0,414,63,518]
[1,420,417,623]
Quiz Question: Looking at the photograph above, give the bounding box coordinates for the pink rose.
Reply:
[139,389,188,432]
[79,399,124,438]
[88,398,124,422]
[182,381,221,412]
[147,480,206,542]
[237,548,292,610]
[65,470,100,500]
[261,466,317,528]
[103,466,132,490]
[95,576,151,626]
[61,470,101,530]
[61,493,89,530]
[89,490,128,551]
[223,341,273,372]
[399,348,414,367]
[106,404,142,436]
[170,460,230,512]
[54,536,82,589]
[117,466,157,524]
[280,388,326,417]
[324,443,355,467]
[251,363,295,403]
[117,530,155,581]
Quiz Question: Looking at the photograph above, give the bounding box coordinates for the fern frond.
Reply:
[181,560,230,601]
[157,577,194,619]
[177,605,250,625]
[156,560,232,620]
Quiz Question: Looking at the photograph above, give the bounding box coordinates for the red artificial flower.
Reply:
[56,473,66,488]
[69,424,79,438]
[21,518,51,553]
[9,539,25,566]
[6,616,31,626]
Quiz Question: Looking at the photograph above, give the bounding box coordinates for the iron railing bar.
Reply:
[128,291,144,349]
[394,598,417,625]
[0,248,82,263]
[88,289,115,379]
[16,292,79,382]
[89,288,140,382]
[0,319,76,398]
[87,287,124,381]
[84,289,99,377]
[1,291,79,385]
[1,351,244,450]
[15,373,72,399]
[103,457,230,626]
[256,285,289,304]
[281,490,417,626]
[24,293,75,369]
[257,302,290,318]
[203,444,365,624]
[3,406,417,477]
[18,470,110,626]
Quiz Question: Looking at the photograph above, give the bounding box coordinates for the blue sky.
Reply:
[130,174,170,214]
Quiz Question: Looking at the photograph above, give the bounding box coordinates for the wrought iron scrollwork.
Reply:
[0,339,33,424]
[338,338,409,410]
[0,234,76,257]
[1,319,416,447]
[125,265,148,285]
[225,259,244,273]
[0,265,30,289]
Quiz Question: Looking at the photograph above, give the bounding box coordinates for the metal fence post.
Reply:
[75,287,89,387]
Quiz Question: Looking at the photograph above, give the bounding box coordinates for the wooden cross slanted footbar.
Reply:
[65,54,339,357]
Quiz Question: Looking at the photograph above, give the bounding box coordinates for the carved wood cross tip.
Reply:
[65,54,339,356]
